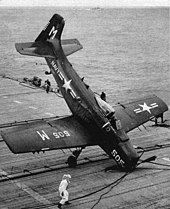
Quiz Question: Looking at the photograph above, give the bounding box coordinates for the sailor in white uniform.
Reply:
[58,174,71,209]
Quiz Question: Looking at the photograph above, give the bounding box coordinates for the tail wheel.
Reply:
[67,155,77,168]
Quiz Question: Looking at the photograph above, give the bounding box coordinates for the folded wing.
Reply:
[1,116,96,154]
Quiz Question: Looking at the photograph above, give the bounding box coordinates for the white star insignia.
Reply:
[139,102,152,114]
[62,79,72,92]
[134,102,158,114]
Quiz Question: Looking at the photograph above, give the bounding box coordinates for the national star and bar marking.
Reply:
[62,78,72,92]
[134,102,158,114]
[50,58,77,99]
[62,78,77,98]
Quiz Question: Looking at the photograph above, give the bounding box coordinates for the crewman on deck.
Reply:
[45,79,51,93]
[58,174,71,209]
[100,91,106,101]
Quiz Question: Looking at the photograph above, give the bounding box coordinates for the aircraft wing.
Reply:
[1,116,96,154]
[114,94,168,133]
[15,39,83,58]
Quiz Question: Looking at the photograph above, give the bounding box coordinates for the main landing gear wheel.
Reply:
[67,147,85,168]
[67,155,77,168]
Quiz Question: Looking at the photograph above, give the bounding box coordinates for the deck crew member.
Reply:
[58,174,71,209]
[100,91,106,101]
[45,79,51,93]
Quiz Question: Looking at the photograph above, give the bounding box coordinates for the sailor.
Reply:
[45,79,51,86]
[58,174,71,209]
[45,79,51,93]
[37,78,42,87]
[100,91,106,101]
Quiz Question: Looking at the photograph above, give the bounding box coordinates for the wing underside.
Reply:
[1,116,96,154]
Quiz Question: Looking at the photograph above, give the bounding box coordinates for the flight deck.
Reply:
[0,77,170,209]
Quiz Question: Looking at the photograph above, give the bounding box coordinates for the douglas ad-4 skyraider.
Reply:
[1,14,168,171]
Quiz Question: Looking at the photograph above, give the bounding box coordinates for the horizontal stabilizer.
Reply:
[15,42,54,58]
[15,39,82,58]
[61,39,83,56]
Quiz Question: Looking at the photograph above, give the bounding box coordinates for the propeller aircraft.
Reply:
[1,14,168,171]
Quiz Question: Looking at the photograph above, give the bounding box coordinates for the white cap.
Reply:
[62,174,71,182]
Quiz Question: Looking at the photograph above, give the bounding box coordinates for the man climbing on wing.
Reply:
[44,79,51,93]
[58,174,71,209]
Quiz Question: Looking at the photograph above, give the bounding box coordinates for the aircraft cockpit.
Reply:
[95,94,122,130]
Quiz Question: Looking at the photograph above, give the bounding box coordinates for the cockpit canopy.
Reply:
[95,94,115,116]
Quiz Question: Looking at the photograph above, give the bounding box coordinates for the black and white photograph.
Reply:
[0,0,169,208]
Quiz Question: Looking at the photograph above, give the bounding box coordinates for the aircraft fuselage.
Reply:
[46,37,139,170]
[47,39,107,126]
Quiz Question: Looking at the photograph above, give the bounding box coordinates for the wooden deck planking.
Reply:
[0,78,170,209]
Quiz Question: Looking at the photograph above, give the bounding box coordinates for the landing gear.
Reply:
[67,147,85,168]
[67,155,77,168]
[155,113,164,125]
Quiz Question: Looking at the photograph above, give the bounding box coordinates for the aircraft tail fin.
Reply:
[35,14,64,42]
[15,14,83,57]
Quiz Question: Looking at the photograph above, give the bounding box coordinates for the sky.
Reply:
[0,0,169,7]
